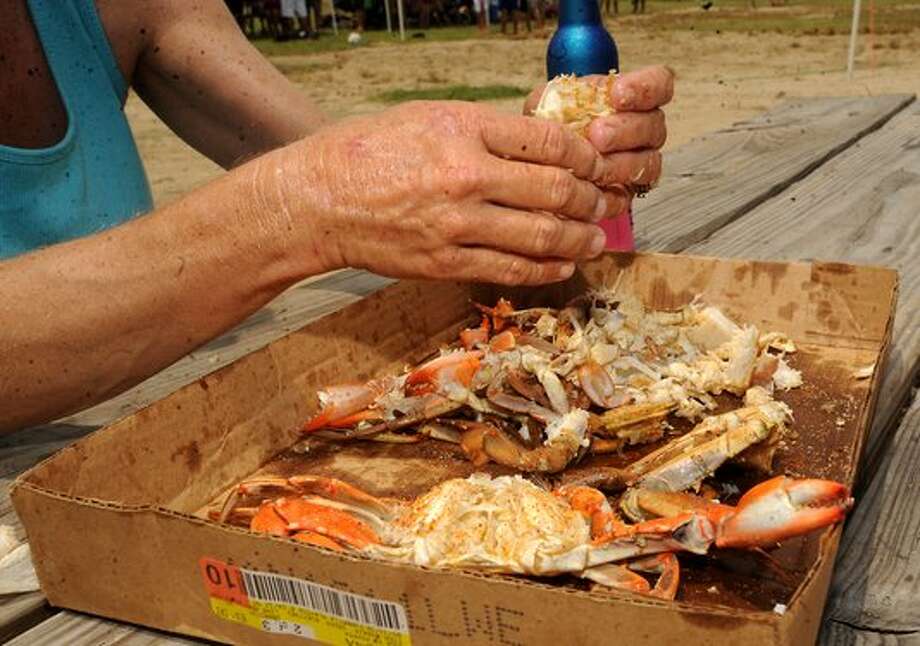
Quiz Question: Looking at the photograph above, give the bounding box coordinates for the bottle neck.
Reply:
[558,0,602,25]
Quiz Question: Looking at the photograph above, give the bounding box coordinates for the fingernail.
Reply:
[593,195,608,222]
[559,263,575,279]
[589,230,606,256]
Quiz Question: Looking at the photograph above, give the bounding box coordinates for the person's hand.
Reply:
[524,66,674,195]
[259,101,637,285]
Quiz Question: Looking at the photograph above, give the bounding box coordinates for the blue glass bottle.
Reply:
[547,0,618,78]
[546,0,634,251]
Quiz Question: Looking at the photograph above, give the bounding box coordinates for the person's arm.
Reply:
[0,99,660,433]
[110,0,329,168]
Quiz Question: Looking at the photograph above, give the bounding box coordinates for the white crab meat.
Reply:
[534,74,617,134]
[773,358,803,390]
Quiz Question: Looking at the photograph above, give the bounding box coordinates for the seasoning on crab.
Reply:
[218,472,853,601]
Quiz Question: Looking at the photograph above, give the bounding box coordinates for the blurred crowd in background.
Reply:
[224,0,638,40]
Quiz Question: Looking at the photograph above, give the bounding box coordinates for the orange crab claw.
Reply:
[405,351,483,396]
[716,476,853,549]
[251,502,290,536]
[275,498,380,550]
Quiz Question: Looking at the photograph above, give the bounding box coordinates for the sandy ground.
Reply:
[127,22,920,206]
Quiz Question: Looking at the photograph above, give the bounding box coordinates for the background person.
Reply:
[280,0,311,38]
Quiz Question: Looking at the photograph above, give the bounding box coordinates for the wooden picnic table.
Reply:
[2,93,919,645]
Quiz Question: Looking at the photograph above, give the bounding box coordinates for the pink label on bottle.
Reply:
[598,209,635,251]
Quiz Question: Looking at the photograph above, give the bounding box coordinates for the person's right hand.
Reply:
[257,101,635,285]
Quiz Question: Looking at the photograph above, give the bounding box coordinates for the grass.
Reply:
[621,0,920,35]
[372,84,529,103]
[247,0,920,61]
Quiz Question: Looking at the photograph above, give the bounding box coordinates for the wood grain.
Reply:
[685,101,920,475]
[821,621,920,646]
[636,94,915,253]
[5,611,207,645]
[822,390,920,633]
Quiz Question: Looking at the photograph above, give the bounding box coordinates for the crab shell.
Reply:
[376,474,600,574]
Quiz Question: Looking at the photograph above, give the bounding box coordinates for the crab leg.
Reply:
[596,402,675,437]
[287,475,401,520]
[633,414,774,493]
[218,476,303,523]
[272,498,381,549]
[486,371,560,424]
[580,563,654,596]
[292,531,346,551]
[623,401,790,490]
[346,394,464,440]
[582,554,681,600]
[303,378,395,432]
[625,554,680,600]
[458,410,588,473]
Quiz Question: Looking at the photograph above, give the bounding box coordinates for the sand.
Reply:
[127,21,920,206]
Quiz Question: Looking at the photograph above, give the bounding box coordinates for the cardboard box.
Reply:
[12,252,897,646]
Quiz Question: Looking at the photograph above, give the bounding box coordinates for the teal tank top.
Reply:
[0,0,153,260]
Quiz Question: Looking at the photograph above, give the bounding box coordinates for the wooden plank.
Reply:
[0,424,98,637]
[684,101,920,474]
[822,390,920,633]
[821,621,920,646]
[5,610,207,645]
[0,593,53,643]
[636,94,914,253]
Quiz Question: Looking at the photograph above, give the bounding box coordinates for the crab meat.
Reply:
[534,73,617,135]
[220,473,852,600]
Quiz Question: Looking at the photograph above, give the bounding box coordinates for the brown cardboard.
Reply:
[11,252,898,646]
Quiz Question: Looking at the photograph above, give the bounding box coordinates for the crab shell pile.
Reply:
[217,285,854,600]
[216,76,853,601]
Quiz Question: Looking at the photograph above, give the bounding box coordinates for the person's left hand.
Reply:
[523,66,674,196]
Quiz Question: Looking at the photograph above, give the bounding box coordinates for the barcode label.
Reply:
[240,567,408,633]
[201,557,410,645]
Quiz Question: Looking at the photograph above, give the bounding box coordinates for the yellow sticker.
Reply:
[201,557,411,646]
